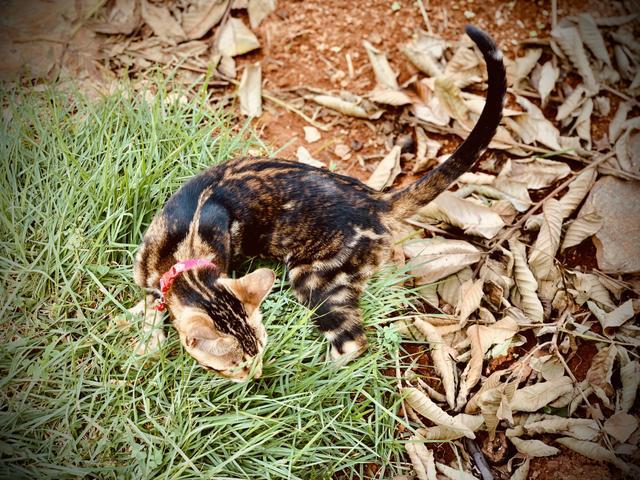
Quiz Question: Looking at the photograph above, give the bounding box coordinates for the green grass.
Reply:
[0,82,421,479]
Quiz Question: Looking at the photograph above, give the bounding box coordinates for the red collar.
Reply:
[154,259,217,311]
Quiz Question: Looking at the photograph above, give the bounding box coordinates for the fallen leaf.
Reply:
[510,377,573,412]
[363,40,399,90]
[594,13,639,27]
[238,62,262,117]
[217,17,260,57]
[182,0,228,40]
[620,360,640,413]
[510,459,530,480]
[514,97,562,151]
[555,438,629,472]
[502,157,571,190]
[536,61,559,107]
[551,21,598,94]
[435,462,478,480]
[366,145,401,190]
[296,146,324,168]
[444,35,484,88]
[91,0,140,35]
[456,279,484,325]
[140,0,186,42]
[509,238,544,323]
[528,199,563,281]
[406,440,438,480]
[586,345,617,405]
[556,85,587,122]
[509,48,542,86]
[417,191,505,239]
[434,76,470,124]
[302,126,321,143]
[576,13,612,66]
[561,212,603,250]
[412,127,442,173]
[402,32,445,78]
[368,86,412,106]
[310,94,384,119]
[524,416,599,440]
[510,437,560,457]
[248,0,276,29]
[567,271,615,308]
[416,414,484,441]
[404,237,482,284]
[600,299,637,337]
[604,411,638,443]
[609,101,632,142]
[403,387,476,438]
[574,98,593,148]
[438,267,473,307]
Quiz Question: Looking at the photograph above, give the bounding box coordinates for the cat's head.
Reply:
[167,268,275,381]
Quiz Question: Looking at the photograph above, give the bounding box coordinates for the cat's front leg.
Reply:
[132,294,167,356]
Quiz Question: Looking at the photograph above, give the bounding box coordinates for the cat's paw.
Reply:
[134,330,167,356]
[330,336,368,367]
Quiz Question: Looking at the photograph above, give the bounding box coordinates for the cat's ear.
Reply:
[221,268,275,308]
[184,315,237,356]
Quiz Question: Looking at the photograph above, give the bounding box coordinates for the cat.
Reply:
[129,25,507,381]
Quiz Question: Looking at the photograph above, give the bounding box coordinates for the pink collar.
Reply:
[154,259,217,311]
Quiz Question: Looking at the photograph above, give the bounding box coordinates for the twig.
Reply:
[465,438,494,480]
[601,84,640,106]
[416,0,433,34]
[551,0,558,30]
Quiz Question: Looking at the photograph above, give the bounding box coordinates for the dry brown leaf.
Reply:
[510,377,573,412]
[248,0,276,29]
[510,437,560,457]
[601,299,637,336]
[404,237,482,284]
[438,267,473,307]
[555,438,629,472]
[412,318,458,409]
[310,94,383,119]
[434,76,470,124]
[436,462,478,480]
[528,199,563,281]
[503,158,571,190]
[363,40,399,90]
[604,411,638,443]
[556,85,587,121]
[574,98,593,148]
[536,61,559,107]
[217,17,260,57]
[557,167,597,218]
[406,442,432,480]
[524,416,599,440]
[514,97,562,151]
[296,146,324,169]
[238,62,262,117]
[551,21,598,94]
[444,35,484,88]
[182,0,228,40]
[368,86,412,106]
[366,145,401,190]
[509,48,542,86]
[456,279,484,325]
[561,212,603,251]
[620,360,640,413]
[509,238,544,323]
[510,459,530,480]
[402,36,445,78]
[576,13,612,66]
[568,271,615,308]
[609,101,632,143]
[403,388,476,439]
[412,127,442,173]
[91,0,140,35]
[416,414,484,441]
[417,192,505,239]
[586,345,617,405]
[141,0,186,42]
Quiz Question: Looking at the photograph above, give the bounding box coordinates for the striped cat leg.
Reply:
[133,294,167,356]
[290,267,368,362]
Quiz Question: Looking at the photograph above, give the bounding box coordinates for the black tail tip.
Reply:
[464,24,499,56]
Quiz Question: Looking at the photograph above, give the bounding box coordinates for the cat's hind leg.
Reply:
[290,267,368,364]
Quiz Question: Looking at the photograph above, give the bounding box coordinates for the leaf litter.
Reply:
[7,1,640,478]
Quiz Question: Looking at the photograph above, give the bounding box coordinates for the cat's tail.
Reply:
[385,25,507,218]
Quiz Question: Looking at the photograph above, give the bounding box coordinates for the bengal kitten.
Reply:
[130,25,507,381]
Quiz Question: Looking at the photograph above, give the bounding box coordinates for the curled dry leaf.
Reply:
[536,61,559,107]
[504,158,571,190]
[551,21,598,94]
[524,416,599,440]
[576,13,612,66]
[510,376,573,412]
[561,212,603,251]
[217,17,260,57]
[555,438,629,472]
[366,145,401,190]
[182,0,228,40]
[600,299,637,336]
[296,146,324,169]
[403,387,476,439]
[620,360,640,413]
[586,345,617,404]
[412,318,458,409]
[456,317,519,410]
[368,87,412,106]
[310,94,383,119]
[363,40,399,90]
[610,101,632,142]
[509,48,542,86]
[435,462,478,480]
[509,238,544,323]
[416,414,484,441]
[141,0,186,42]
[444,36,484,88]
[434,76,470,124]
[238,62,262,117]
[528,199,563,281]
[556,85,586,121]
[604,411,638,443]
[417,192,505,239]
[403,237,482,284]
[412,127,442,173]
[510,458,530,480]
[574,98,593,147]
[510,437,560,457]
[514,97,562,151]
[567,271,615,308]
[402,35,445,77]
[456,279,484,325]
[438,267,473,307]
[406,442,434,480]
[248,0,276,29]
